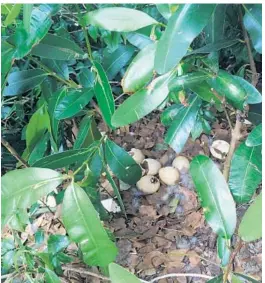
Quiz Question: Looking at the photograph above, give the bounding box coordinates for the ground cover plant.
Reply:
[1,3,262,283]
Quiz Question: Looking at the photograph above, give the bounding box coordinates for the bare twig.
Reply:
[1,138,29,167]
[149,273,213,282]
[239,6,258,87]
[62,266,110,281]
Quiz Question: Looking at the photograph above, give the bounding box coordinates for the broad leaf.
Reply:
[122,43,156,93]
[217,236,230,267]
[32,142,99,169]
[54,88,94,120]
[45,269,61,283]
[207,70,246,109]
[109,263,141,283]
[190,155,236,238]
[229,143,262,203]
[4,4,22,26]
[165,95,201,153]
[2,168,64,226]
[93,61,115,128]
[238,193,262,242]
[103,45,135,80]
[62,183,118,266]
[246,124,262,147]
[104,138,142,185]
[243,4,262,54]
[233,76,262,104]
[161,104,185,126]
[112,72,173,127]
[31,33,87,60]
[83,7,157,32]
[3,69,48,96]
[155,4,216,74]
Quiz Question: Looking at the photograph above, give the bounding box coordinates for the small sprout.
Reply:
[129,148,145,164]
[172,156,190,173]
[142,158,161,175]
[136,175,160,194]
[210,140,230,160]
[159,166,180,185]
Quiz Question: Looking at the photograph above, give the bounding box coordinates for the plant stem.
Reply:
[239,6,258,87]
[1,138,29,167]
[223,111,242,182]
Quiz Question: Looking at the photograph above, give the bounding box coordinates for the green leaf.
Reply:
[233,273,260,283]
[207,70,246,109]
[229,143,262,203]
[109,263,141,283]
[103,45,135,80]
[93,61,115,128]
[45,269,61,283]
[23,4,33,33]
[190,155,236,238]
[31,33,87,60]
[74,116,101,149]
[2,168,64,226]
[243,4,262,54]
[238,193,262,242]
[32,142,99,169]
[165,95,201,153]
[155,4,216,74]
[83,7,157,32]
[233,76,262,104]
[122,43,156,93]
[3,69,48,96]
[169,72,210,92]
[112,71,173,127]
[62,183,118,266]
[26,105,50,152]
[4,4,22,26]
[217,235,230,267]
[54,88,94,120]
[161,104,185,126]
[105,138,142,185]
[246,124,262,147]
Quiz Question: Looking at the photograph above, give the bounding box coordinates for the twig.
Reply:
[62,266,110,281]
[149,273,213,282]
[1,138,29,167]
[239,6,258,87]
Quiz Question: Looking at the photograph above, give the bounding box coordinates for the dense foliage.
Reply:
[1,4,262,282]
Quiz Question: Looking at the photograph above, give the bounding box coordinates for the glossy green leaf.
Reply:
[246,124,262,147]
[165,95,201,153]
[155,4,216,74]
[233,273,260,283]
[2,168,64,226]
[103,45,135,80]
[217,236,230,267]
[238,193,262,242]
[233,76,262,104]
[26,105,50,152]
[45,269,61,283]
[161,104,185,126]
[207,70,246,109]
[156,4,179,20]
[112,72,173,127]
[83,7,157,32]
[190,155,236,238]
[23,4,33,32]
[62,183,118,266]
[122,43,156,93]
[4,4,22,26]
[229,143,262,203]
[54,88,94,120]
[32,142,99,169]
[243,4,262,54]
[31,33,86,60]
[3,69,48,96]
[93,61,115,128]
[169,72,210,92]
[109,263,141,283]
[105,138,142,185]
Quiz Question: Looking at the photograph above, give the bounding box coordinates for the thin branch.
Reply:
[239,6,258,87]
[62,266,109,281]
[149,273,213,282]
[1,138,29,167]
